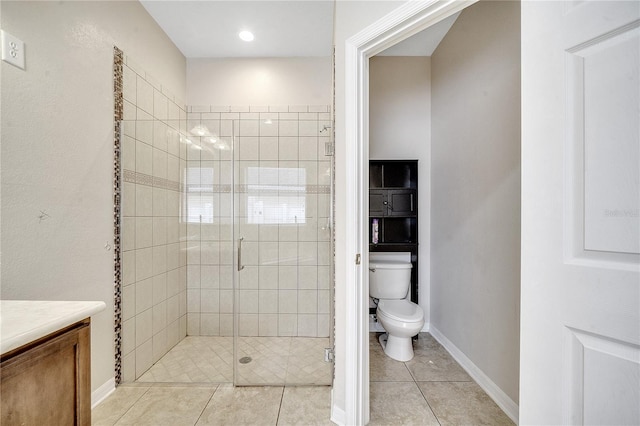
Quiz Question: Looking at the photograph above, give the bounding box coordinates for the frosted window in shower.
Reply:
[246,167,306,224]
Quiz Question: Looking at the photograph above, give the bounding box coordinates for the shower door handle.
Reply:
[237,237,245,271]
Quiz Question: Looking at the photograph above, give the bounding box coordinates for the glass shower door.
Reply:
[232,111,334,386]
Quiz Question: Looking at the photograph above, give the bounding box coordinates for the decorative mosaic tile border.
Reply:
[180,184,331,194]
[234,184,331,194]
[113,46,124,385]
[123,169,183,192]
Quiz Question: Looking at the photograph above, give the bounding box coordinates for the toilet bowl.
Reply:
[377,299,424,362]
[369,258,424,362]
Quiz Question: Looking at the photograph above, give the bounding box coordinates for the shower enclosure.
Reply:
[186,108,334,385]
[115,46,334,388]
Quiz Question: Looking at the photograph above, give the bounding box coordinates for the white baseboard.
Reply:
[330,388,346,426]
[92,377,116,409]
[429,326,519,425]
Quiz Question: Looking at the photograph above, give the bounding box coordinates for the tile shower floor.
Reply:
[93,333,514,425]
[136,336,332,385]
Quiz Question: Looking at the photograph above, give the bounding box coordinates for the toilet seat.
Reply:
[377,299,423,323]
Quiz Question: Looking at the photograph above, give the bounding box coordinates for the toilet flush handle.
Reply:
[369,267,376,272]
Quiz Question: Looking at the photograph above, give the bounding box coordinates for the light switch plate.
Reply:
[1,30,25,70]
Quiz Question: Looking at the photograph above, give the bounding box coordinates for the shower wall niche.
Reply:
[185,106,333,338]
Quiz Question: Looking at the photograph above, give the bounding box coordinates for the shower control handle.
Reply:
[237,237,245,271]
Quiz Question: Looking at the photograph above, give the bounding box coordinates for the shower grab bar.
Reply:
[237,237,245,271]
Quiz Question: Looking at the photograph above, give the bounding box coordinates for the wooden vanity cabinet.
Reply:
[1,319,91,426]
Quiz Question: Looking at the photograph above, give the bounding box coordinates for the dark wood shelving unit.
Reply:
[369,160,418,311]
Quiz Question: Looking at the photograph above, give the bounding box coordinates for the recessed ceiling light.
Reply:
[239,31,254,42]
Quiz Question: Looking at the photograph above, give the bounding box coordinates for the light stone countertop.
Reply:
[0,300,106,355]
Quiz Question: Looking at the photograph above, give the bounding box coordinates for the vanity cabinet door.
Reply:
[1,320,91,426]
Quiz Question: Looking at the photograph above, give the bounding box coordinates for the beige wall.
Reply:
[0,1,186,394]
[187,58,332,106]
[369,56,431,156]
[369,56,431,324]
[430,0,521,404]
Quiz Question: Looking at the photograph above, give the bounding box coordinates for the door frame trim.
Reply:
[341,1,477,423]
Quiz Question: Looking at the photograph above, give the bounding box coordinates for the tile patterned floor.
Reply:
[369,332,514,425]
[92,384,333,426]
[237,337,333,385]
[137,337,233,383]
[137,336,332,386]
[94,333,514,425]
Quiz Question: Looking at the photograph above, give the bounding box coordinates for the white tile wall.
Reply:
[120,62,188,382]
[185,106,332,338]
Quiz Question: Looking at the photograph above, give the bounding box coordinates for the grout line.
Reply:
[194,384,218,426]
[275,386,286,425]
[109,385,153,425]
[146,382,229,387]
[415,379,442,426]
[402,359,414,381]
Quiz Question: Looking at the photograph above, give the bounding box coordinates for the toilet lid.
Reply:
[377,299,424,323]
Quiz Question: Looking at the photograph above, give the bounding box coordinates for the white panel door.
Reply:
[521,1,640,425]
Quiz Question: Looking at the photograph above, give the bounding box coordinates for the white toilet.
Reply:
[369,259,424,362]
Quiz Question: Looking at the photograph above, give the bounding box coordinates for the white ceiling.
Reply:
[140,1,459,59]
[140,1,335,58]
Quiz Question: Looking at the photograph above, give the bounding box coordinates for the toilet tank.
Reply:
[369,260,412,299]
